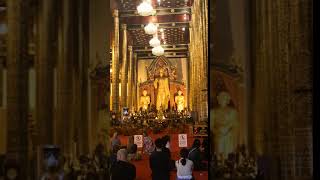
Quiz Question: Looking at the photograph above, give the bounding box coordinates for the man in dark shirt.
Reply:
[111,148,136,180]
[149,138,170,180]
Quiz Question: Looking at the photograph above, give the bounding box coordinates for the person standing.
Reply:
[111,132,121,151]
[149,138,170,180]
[143,131,155,155]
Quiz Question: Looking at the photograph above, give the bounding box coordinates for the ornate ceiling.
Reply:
[129,27,189,47]
[119,0,191,11]
[118,0,192,59]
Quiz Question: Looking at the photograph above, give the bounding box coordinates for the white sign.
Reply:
[178,134,188,147]
[134,135,143,148]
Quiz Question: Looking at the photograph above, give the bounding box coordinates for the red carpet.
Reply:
[119,127,208,180]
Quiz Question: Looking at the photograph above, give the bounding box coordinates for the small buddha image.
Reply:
[175,89,185,112]
[140,89,150,111]
[212,91,239,157]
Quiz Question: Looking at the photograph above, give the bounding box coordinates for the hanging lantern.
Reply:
[152,45,164,56]
[149,36,161,47]
[137,1,155,16]
[144,22,158,35]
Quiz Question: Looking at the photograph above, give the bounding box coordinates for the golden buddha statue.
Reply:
[212,91,239,157]
[139,90,150,111]
[154,69,170,111]
[175,90,185,112]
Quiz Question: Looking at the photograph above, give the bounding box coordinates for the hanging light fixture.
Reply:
[144,22,158,35]
[152,45,164,56]
[137,0,155,16]
[149,36,161,47]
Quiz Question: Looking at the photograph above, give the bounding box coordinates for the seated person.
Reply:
[127,136,140,161]
[188,139,204,170]
[111,149,136,180]
[176,148,194,180]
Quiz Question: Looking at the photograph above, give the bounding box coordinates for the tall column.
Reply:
[6,0,29,176]
[56,0,75,156]
[188,28,193,110]
[132,53,138,110]
[127,46,133,109]
[36,0,55,145]
[121,24,128,109]
[0,59,2,107]
[112,10,120,113]
[78,0,90,155]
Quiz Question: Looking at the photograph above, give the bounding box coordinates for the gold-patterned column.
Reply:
[191,0,207,121]
[36,0,55,146]
[112,10,120,113]
[127,46,133,109]
[121,24,128,109]
[201,0,208,120]
[188,27,193,110]
[6,0,29,176]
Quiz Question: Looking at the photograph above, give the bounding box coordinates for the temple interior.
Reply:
[0,0,314,179]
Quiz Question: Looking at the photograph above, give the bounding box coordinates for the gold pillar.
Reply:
[127,46,133,110]
[6,0,29,176]
[188,28,193,111]
[112,10,120,113]
[36,0,55,145]
[121,24,128,108]
[189,0,207,121]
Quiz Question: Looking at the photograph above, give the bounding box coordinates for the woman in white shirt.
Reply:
[175,148,194,180]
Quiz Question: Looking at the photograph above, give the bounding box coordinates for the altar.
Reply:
[138,56,187,111]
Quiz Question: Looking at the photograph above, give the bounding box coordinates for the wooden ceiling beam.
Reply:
[127,21,189,30]
[138,54,188,59]
[133,44,188,52]
[120,7,191,18]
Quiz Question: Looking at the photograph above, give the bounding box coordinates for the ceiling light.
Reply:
[160,28,164,32]
[182,27,185,31]
[183,14,187,20]
[149,36,161,47]
[137,1,155,16]
[144,22,158,35]
[152,45,165,56]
